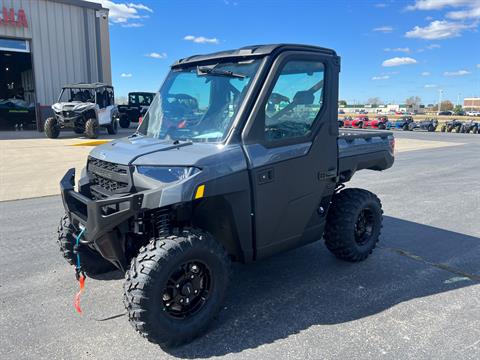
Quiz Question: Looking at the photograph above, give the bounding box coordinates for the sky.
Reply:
[90,0,480,105]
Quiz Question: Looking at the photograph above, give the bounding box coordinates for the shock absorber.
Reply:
[153,208,170,237]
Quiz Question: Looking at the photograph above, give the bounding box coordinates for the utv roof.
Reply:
[62,83,112,89]
[172,43,338,67]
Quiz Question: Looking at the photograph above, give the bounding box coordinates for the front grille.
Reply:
[87,157,132,196]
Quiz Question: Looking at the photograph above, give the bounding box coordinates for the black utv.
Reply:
[460,120,479,134]
[408,118,438,132]
[117,92,155,128]
[58,44,394,347]
[440,119,463,133]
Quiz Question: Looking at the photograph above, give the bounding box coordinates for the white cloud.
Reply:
[121,22,143,28]
[477,64,480,68]
[444,69,471,76]
[373,26,394,32]
[384,47,411,52]
[374,3,388,8]
[421,71,431,76]
[90,1,152,25]
[447,5,480,19]
[407,0,473,11]
[372,75,390,80]
[425,84,437,88]
[184,35,220,44]
[120,73,132,78]
[382,57,418,67]
[128,3,153,12]
[426,43,441,49]
[405,20,476,39]
[407,0,480,20]
[145,52,167,59]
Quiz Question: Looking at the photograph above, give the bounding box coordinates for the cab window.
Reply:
[263,60,325,141]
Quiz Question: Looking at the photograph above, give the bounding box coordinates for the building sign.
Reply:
[0,7,28,28]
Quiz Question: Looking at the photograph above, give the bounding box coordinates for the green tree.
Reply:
[454,104,463,113]
[338,100,347,106]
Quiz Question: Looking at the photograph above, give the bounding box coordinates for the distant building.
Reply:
[464,98,480,111]
[339,103,425,114]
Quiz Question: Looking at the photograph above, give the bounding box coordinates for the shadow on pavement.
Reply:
[169,216,479,358]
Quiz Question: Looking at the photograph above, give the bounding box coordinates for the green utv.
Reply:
[58,44,395,347]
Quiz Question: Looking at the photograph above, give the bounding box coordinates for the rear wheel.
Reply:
[324,188,383,262]
[402,124,409,131]
[57,214,116,276]
[106,116,118,135]
[124,229,231,348]
[119,114,130,129]
[473,126,479,134]
[378,123,386,130]
[44,117,60,138]
[440,125,446,132]
[85,118,99,139]
[427,124,435,132]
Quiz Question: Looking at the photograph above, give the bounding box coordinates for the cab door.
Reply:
[242,52,339,259]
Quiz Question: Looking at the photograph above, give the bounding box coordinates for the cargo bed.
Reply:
[337,129,394,182]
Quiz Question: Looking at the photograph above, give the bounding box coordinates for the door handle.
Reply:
[258,168,274,185]
[318,168,337,180]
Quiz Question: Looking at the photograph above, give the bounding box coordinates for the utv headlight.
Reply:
[136,166,200,183]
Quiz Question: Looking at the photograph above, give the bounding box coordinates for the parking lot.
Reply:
[0,130,479,359]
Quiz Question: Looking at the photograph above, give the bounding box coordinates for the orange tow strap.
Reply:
[74,274,86,314]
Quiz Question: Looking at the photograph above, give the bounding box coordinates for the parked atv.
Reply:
[364,116,391,130]
[440,119,463,133]
[393,116,414,131]
[117,92,155,128]
[45,83,120,139]
[408,118,438,132]
[460,120,479,134]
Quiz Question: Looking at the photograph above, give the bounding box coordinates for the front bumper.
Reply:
[61,168,144,269]
[56,114,83,128]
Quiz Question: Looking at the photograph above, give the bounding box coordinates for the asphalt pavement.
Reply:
[0,130,479,360]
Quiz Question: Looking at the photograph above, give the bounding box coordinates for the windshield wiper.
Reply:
[197,65,246,79]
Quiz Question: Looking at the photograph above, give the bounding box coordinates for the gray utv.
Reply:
[57,44,395,347]
[45,83,120,139]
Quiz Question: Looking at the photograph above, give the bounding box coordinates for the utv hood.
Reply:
[52,102,96,113]
[89,135,246,174]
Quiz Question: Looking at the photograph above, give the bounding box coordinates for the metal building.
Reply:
[0,0,111,130]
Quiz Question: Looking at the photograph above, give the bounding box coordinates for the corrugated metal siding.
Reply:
[0,0,110,106]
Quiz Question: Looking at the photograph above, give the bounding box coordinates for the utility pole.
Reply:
[438,89,443,112]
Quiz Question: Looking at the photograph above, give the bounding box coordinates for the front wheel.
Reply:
[427,124,435,132]
[124,229,231,348]
[44,117,60,138]
[85,118,99,139]
[324,188,383,262]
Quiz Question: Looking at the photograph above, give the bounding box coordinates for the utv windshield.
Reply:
[129,93,154,106]
[58,88,95,103]
[138,59,261,142]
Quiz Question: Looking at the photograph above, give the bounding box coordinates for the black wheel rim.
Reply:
[354,208,375,246]
[162,261,211,319]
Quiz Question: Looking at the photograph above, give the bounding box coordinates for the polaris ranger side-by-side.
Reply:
[58,44,394,347]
